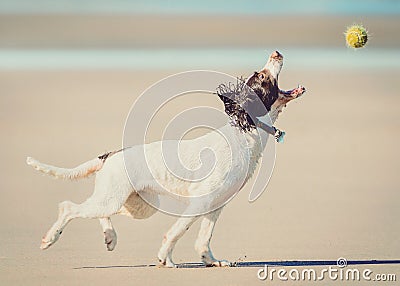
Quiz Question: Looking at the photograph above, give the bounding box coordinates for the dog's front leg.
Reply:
[195,208,230,267]
[158,216,198,267]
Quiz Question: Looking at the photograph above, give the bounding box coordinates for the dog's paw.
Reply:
[104,229,117,251]
[158,247,176,268]
[40,229,62,250]
[40,238,54,250]
[206,259,231,267]
[158,257,176,268]
[201,253,231,267]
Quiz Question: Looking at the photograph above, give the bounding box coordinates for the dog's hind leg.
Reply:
[158,216,199,267]
[40,200,77,250]
[195,208,230,267]
[99,218,117,251]
[40,196,126,250]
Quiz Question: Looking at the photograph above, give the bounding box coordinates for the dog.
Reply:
[27,51,305,267]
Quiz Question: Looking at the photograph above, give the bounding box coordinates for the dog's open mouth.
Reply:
[281,85,306,102]
[290,85,306,98]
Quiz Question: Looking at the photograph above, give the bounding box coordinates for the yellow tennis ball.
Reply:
[345,24,368,48]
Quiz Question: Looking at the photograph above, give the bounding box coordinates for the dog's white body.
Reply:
[27,120,268,267]
[27,51,304,267]
[94,122,263,219]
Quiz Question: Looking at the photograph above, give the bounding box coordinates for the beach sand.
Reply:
[1,68,399,285]
[1,14,400,286]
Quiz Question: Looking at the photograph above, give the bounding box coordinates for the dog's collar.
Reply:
[255,118,285,143]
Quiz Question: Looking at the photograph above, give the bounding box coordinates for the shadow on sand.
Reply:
[74,259,400,269]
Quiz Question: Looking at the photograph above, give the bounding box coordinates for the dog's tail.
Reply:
[26,151,117,180]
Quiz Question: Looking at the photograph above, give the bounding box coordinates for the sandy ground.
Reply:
[0,67,399,285]
[1,13,400,286]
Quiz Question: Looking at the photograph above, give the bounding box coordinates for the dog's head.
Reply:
[217,50,304,131]
[245,51,283,114]
[247,51,304,120]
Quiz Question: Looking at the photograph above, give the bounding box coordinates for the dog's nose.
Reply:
[271,51,282,58]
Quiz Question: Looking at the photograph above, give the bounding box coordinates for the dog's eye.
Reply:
[258,73,265,80]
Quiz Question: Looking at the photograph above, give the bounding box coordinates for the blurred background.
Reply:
[0,0,399,70]
[1,1,399,285]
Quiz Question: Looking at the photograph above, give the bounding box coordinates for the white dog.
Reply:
[27,51,305,267]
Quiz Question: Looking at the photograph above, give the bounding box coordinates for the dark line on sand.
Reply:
[74,259,400,269]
